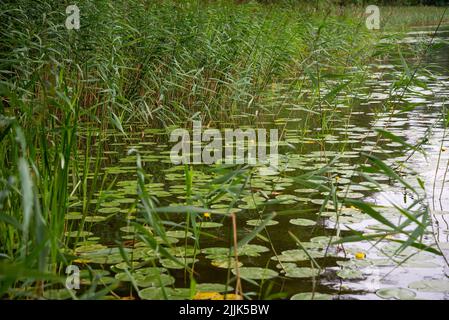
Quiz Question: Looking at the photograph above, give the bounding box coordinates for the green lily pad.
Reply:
[196,283,234,293]
[64,231,93,238]
[238,244,270,257]
[376,287,416,300]
[166,230,193,238]
[336,268,365,280]
[246,219,279,227]
[165,246,197,257]
[66,212,82,220]
[289,218,316,226]
[197,222,223,228]
[98,207,120,214]
[233,267,278,280]
[276,194,300,204]
[211,258,243,269]
[84,216,107,223]
[75,244,107,254]
[136,274,175,287]
[285,267,321,278]
[291,292,333,300]
[160,258,197,269]
[138,287,191,300]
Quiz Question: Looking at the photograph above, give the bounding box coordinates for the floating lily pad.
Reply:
[276,194,300,204]
[135,274,175,287]
[138,287,191,300]
[119,226,136,233]
[273,250,309,262]
[65,231,93,238]
[160,258,197,269]
[197,222,223,228]
[291,292,333,300]
[98,207,120,214]
[166,230,193,238]
[75,244,107,254]
[196,283,234,293]
[233,267,278,280]
[246,219,279,227]
[289,218,316,226]
[294,189,317,194]
[285,267,321,278]
[66,212,82,220]
[167,246,197,257]
[336,268,365,280]
[376,287,416,300]
[84,216,107,223]
[114,261,146,270]
[238,244,270,257]
[211,258,243,269]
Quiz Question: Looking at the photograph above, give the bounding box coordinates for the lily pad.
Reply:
[138,287,191,300]
[197,222,223,228]
[376,287,416,300]
[98,207,120,214]
[233,267,278,280]
[285,267,321,278]
[160,258,197,269]
[166,230,193,238]
[289,218,316,227]
[135,274,175,287]
[291,292,333,300]
[196,283,234,293]
[246,219,279,227]
[211,258,243,269]
[336,268,365,280]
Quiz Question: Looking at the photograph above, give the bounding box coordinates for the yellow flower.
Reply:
[355,252,366,260]
[203,212,211,219]
[193,292,224,300]
[223,293,243,300]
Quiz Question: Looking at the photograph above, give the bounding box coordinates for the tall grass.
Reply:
[1,0,448,299]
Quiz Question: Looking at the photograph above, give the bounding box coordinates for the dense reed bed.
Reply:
[1,0,448,300]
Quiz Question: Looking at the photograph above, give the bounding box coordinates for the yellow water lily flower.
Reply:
[193,292,224,300]
[203,212,211,219]
[355,252,366,260]
[223,293,243,300]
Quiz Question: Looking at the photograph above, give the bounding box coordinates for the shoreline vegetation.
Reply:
[1,0,449,300]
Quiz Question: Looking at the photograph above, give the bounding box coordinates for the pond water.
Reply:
[68,26,449,300]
